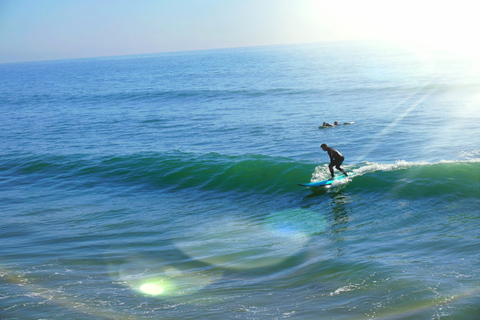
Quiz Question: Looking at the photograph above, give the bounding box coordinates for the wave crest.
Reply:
[3,152,478,199]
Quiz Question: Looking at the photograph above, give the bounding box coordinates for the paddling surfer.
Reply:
[322,122,334,127]
[321,143,348,179]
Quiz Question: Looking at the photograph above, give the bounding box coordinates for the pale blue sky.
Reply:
[1,0,479,63]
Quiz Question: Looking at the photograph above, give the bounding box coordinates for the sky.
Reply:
[1,0,480,63]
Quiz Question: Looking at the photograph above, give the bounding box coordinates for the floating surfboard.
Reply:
[298,175,348,187]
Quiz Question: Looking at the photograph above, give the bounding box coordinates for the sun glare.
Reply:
[140,282,165,295]
[321,0,480,55]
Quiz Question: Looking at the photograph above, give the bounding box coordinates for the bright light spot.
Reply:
[140,282,164,295]
[107,255,222,298]
[320,0,480,56]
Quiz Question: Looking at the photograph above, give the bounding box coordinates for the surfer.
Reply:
[321,143,348,179]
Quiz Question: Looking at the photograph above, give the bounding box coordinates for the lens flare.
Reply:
[265,208,328,238]
[106,255,221,298]
[176,211,326,270]
[140,282,165,295]
[176,218,300,270]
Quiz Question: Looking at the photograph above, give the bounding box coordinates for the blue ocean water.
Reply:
[1,40,479,319]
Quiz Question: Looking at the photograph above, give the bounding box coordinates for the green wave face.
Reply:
[4,152,479,200]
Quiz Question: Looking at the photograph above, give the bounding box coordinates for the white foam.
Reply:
[459,149,480,161]
[311,157,479,184]
[330,176,351,187]
[311,160,420,181]
[349,160,423,176]
[330,284,357,296]
[311,165,332,181]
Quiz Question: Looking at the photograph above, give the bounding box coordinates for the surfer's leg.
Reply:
[338,167,348,176]
[335,157,348,176]
[328,163,335,179]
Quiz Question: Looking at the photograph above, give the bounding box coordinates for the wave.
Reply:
[0,152,312,195]
[2,152,479,199]
[335,160,479,199]
[1,88,307,106]
[6,80,480,107]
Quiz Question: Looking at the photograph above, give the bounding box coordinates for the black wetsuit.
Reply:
[325,147,347,178]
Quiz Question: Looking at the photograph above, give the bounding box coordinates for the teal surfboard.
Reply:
[298,175,348,187]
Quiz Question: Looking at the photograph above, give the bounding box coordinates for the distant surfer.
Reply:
[319,121,354,129]
[321,143,348,179]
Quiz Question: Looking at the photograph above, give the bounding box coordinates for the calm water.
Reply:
[1,41,480,319]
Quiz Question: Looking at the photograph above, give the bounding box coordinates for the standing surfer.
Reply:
[321,144,348,179]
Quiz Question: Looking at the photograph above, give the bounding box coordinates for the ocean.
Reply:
[1,40,479,319]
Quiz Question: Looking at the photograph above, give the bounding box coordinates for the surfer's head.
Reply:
[321,143,327,150]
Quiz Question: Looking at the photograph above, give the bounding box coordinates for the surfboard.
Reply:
[298,175,348,187]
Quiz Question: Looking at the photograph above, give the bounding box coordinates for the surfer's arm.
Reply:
[327,150,334,162]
